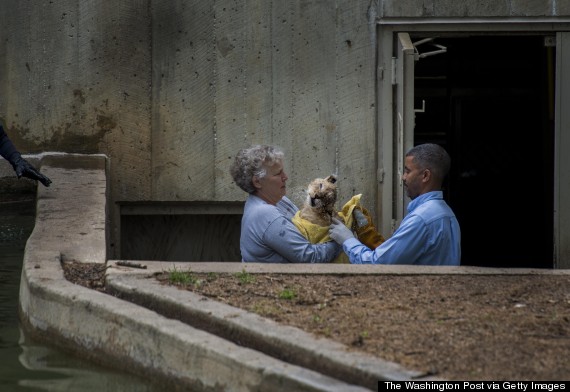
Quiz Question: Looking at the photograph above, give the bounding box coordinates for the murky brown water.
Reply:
[0,199,161,391]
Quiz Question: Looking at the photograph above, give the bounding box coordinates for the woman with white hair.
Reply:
[230,144,340,263]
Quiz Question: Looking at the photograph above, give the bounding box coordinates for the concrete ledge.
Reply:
[108,261,570,276]
[106,261,570,389]
[17,154,372,391]
[106,271,428,390]
[23,153,107,264]
[19,154,570,390]
[20,253,369,391]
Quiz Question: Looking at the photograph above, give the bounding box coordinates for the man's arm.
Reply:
[343,216,428,264]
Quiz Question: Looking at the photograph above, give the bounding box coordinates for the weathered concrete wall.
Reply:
[0,1,152,255]
[18,154,375,391]
[1,0,569,259]
[378,0,569,17]
[0,1,378,257]
[151,1,378,210]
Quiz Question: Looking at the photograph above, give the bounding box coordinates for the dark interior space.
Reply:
[121,213,241,261]
[412,35,555,268]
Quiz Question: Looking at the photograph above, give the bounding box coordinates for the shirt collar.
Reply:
[407,191,443,213]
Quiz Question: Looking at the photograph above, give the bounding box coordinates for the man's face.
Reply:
[255,160,288,205]
[402,155,425,200]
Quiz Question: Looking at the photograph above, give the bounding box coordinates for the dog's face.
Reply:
[306,175,337,211]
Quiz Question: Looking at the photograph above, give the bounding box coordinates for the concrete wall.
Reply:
[378,0,569,17]
[0,1,152,256]
[150,1,377,206]
[1,0,568,259]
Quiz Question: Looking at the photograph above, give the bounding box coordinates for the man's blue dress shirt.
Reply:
[343,191,461,265]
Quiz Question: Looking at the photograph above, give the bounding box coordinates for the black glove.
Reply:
[11,154,52,187]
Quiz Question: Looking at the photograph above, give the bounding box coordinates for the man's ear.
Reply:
[422,169,432,183]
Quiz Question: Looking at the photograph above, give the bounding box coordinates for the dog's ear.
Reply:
[326,175,337,184]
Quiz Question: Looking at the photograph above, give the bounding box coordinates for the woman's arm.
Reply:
[264,216,340,263]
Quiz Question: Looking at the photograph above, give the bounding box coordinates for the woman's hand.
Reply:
[329,217,355,245]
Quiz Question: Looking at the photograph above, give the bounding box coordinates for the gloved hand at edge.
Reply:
[329,217,355,245]
[10,154,52,187]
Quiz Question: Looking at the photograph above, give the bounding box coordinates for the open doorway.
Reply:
[412,35,555,268]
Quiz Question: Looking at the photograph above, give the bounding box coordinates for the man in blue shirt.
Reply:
[329,143,461,265]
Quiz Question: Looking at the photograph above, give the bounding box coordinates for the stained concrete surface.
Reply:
[17,154,569,391]
[17,154,426,391]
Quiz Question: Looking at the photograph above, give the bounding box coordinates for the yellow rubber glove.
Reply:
[353,207,384,249]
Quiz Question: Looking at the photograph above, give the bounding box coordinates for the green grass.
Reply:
[235,268,256,284]
[206,272,218,281]
[167,265,198,286]
[278,288,296,300]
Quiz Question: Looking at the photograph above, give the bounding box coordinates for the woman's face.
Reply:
[254,160,288,205]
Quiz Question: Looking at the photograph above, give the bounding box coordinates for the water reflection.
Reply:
[0,199,161,391]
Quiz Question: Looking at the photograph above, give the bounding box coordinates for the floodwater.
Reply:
[0,200,161,391]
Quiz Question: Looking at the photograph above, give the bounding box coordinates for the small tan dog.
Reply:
[298,174,339,226]
[295,174,385,253]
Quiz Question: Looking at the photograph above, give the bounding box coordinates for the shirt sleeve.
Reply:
[263,215,341,263]
[343,215,428,264]
[0,125,19,164]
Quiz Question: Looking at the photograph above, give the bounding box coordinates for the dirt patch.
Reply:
[62,261,108,292]
[63,262,570,381]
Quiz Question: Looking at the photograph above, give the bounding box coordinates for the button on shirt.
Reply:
[343,191,461,265]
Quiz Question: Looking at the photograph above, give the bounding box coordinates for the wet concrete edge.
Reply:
[16,154,373,392]
[16,154,570,391]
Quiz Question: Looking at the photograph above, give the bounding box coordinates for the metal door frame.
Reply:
[376,19,570,267]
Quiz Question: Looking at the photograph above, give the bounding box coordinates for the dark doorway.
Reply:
[120,202,243,262]
[413,35,555,268]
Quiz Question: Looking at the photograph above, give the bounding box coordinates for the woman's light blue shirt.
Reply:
[240,195,340,263]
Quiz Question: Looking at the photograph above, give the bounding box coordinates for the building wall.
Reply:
[0,1,568,259]
[0,1,152,255]
[378,0,568,17]
[150,1,377,207]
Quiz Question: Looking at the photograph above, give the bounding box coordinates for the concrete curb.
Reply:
[105,261,570,389]
[17,155,375,391]
[20,254,370,391]
[105,270,430,390]
[108,260,570,276]
[19,154,570,390]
